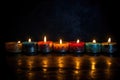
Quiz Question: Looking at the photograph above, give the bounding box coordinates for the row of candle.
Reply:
[5,36,117,54]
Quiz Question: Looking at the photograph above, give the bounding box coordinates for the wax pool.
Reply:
[53,39,69,53]
[22,38,37,54]
[85,40,101,53]
[101,38,117,53]
[5,41,22,53]
[69,39,85,53]
[37,36,53,53]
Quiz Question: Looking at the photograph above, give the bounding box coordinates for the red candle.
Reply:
[37,36,53,53]
[69,39,85,53]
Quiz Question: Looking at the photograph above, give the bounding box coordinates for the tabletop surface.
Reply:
[3,53,120,80]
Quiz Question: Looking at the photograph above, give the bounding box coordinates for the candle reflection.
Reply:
[89,57,96,79]
[106,58,112,69]
[26,72,35,80]
[58,68,64,73]
[43,68,47,72]
[90,58,96,70]
[106,58,112,79]
[74,70,79,74]
[57,57,64,68]
[17,59,22,66]
[27,60,34,70]
[91,62,96,70]
[75,58,81,69]
[57,69,65,80]
[42,59,48,68]
[26,57,35,70]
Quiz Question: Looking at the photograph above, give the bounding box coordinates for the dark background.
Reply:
[2,0,119,42]
[1,0,119,79]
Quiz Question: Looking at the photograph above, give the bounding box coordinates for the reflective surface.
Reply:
[5,53,120,80]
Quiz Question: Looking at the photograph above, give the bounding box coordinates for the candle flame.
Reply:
[17,41,21,43]
[76,39,80,43]
[44,36,47,42]
[93,39,96,43]
[28,38,31,42]
[60,39,62,44]
[108,37,111,43]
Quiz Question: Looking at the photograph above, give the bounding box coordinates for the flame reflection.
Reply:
[43,68,47,72]
[26,72,35,80]
[74,70,79,74]
[90,57,96,70]
[42,59,48,68]
[17,59,22,66]
[58,57,64,68]
[26,57,35,70]
[75,58,81,69]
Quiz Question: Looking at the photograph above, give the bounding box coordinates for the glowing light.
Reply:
[74,70,79,74]
[27,72,34,79]
[108,37,111,43]
[76,39,80,43]
[60,39,62,44]
[107,61,111,66]
[17,59,22,66]
[58,57,64,68]
[27,60,34,70]
[28,38,31,42]
[93,39,96,43]
[44,36,47,42]
[17,41,21,43]
[91,62,96,70]
[42,60,48,68]
[75,58,81,69]
[75,61,80,69]
[58,68,63,73]
[90,57,96,70]
[43,68,47,72]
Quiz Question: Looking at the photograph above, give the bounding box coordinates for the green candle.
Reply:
[85,39,101,53]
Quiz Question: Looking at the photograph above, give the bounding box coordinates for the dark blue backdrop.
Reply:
[3,0,119,44]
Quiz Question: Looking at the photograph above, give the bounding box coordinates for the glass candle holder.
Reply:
[5,41,22,53]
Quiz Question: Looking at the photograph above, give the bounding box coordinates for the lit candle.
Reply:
[53,39,69,53]
[69,39,85,53]
[101,37,117,53]
[5,40,22,53]
[37,36,53,53]
[22,38,37,54]
[85,39,101,53]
